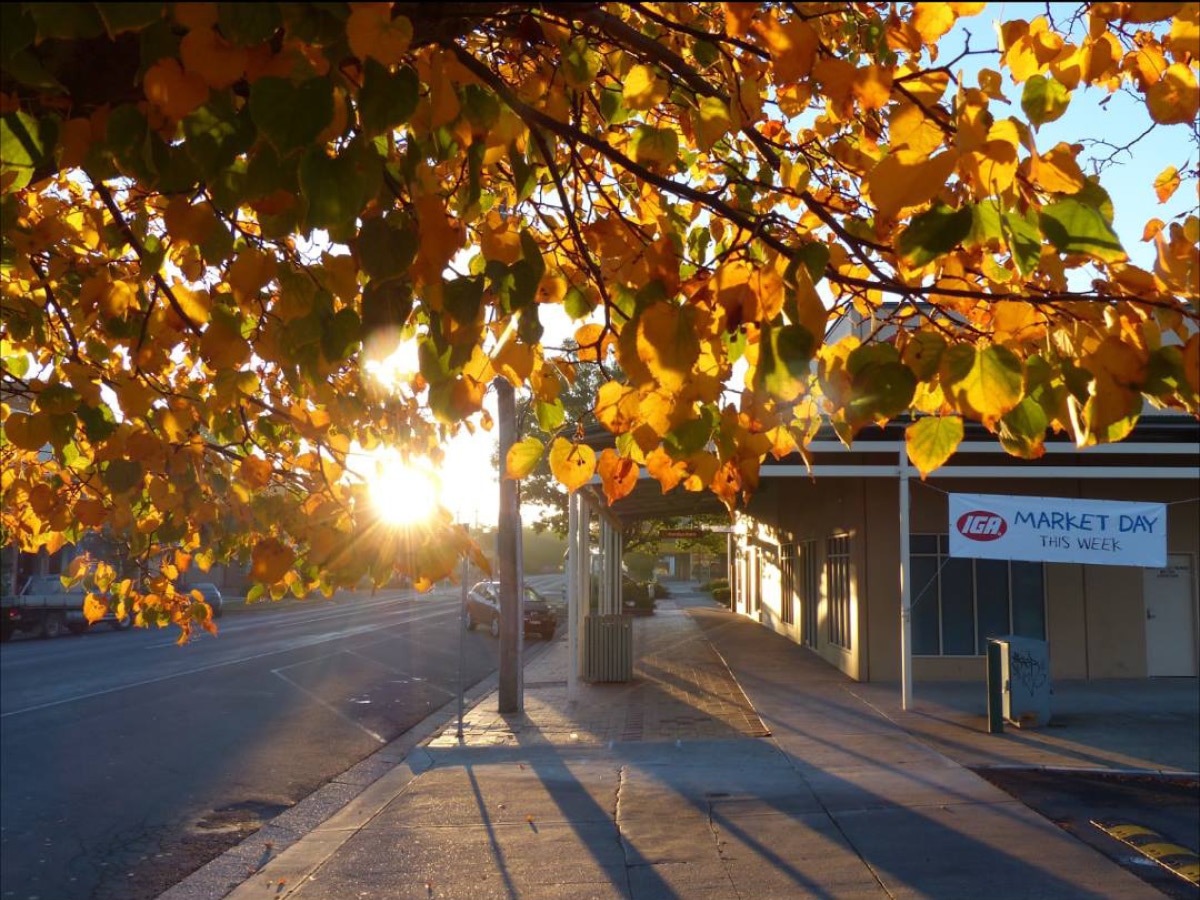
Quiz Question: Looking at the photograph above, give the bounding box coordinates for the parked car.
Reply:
[185,582,224,618]
[465,581,558,639]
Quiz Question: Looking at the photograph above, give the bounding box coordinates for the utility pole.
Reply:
[495,378,522,713]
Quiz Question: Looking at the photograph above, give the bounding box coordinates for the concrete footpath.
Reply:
[162,586,1193,900]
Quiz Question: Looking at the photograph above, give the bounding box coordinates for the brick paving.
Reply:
[430,602,768,749]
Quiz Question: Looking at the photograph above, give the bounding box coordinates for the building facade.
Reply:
[729,421,1200,683]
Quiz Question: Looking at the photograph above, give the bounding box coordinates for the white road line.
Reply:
[269,667,387,745]
[339,647,457,698]
[0,606,457,719]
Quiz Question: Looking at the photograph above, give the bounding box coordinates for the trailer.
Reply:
[0,574,131,640]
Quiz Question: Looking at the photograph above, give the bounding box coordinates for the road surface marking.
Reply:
[269,667,387,745]
[1093,819,1200,885]
[0,607,457,719]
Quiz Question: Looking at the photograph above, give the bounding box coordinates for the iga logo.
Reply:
[956,511,1007,541]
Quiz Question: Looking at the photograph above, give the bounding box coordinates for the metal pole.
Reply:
[578,497,591,678]
[495,378,521,713]
[567,492,578,703]
[457,526,468,740]
[899,446,914,711]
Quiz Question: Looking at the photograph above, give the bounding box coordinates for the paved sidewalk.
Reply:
[180,587,1176,900]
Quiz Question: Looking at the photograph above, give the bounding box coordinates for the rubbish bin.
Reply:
[986,636,1052,730]
[584,614,633,682]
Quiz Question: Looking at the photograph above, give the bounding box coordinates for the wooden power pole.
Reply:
[495,378,522,713]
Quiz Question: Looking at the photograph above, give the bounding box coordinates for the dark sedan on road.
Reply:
[465,582,557,639]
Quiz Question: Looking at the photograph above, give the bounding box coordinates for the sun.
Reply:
[368,453,440,527]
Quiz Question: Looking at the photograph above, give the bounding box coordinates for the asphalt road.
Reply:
[0,587,532,900]
[978,768,1200,900]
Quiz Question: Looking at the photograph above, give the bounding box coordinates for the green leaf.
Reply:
[460,84,501,133]
[941,344,1025,422]
[1039,198,1126,263]
[103,459,143,494]
[217,2,281,44]
[901,331,946,380]
[905,416,963,477]
[443,276,484,325]
[789,242,830,285]
[1,111,47,191]
[846,361,917,424]
[563,286,593,320]
[95,3,163,37]
[629,125,679,168]
[356,214,417,282]
[535,399,565,432]
[897,204,972,267]
[182,92,254,179]
[321,308,361,363]
[249,77,334,156]
[26,3,104,41]
[509,142,538,201]
[1001,209,1041,276]
[755,323,815,401]
[598,87,633,125]
[299,140,382,234]
[1021,74,1070,127]
[663,416,714,459]
[358,60,419,135]
[965,201,1003,250]
[0,5,35,61]
[998,396,1049,459]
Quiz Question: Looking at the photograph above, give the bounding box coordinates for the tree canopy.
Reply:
[1,2,1197,635]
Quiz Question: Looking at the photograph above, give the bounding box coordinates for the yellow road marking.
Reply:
[1092,820,1200,886]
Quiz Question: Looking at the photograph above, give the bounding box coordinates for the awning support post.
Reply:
[899,446,914,711]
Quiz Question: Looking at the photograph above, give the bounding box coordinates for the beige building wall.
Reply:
[734,472,1199,684]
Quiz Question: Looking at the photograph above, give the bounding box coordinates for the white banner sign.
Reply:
[948,493,1167,568]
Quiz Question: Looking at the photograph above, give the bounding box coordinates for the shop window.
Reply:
[826,534,852,649]
[910,534,1046,656]
[780,544,796,625]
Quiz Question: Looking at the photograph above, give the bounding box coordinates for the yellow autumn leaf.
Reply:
[905,416,964,478]
[852,65,893,111]
[505,437,544,480]
[693,96,733,152]
[912,3,957,42]
[637,302,700,394]
[239,455,273,489]
[1154,165,1182,203]
[623,64,669,111]
[756,13,817,83]
[548,437,596,493]
[347,3,412,66]
[251,538,295,585]
[598,449,639,504]
[83,592,108,625]
[867,150,959,218]
[1146,62,1200,125]
[1031,142,1086,194]
[594,381,640,433]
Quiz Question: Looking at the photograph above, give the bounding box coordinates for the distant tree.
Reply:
[1,3,1197,635]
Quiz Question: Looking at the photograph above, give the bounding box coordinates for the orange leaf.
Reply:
[180,26,246,90]
[548,437,596,493]
[756,13,817,83]
[239,455,273,489]
[1146,62,1199,125]
[646,447,688,493]
[144,58,209,120]
[347,4,412,66]
[83,592,108,625]
[251,538,295,585]
[598,449,639,504]
[1154,165,1182,203]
